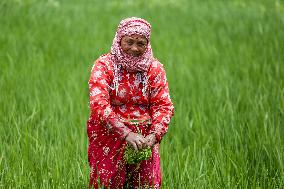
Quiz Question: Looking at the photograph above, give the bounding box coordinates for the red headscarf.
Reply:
[110,17,153,96]
[110,17,153,72]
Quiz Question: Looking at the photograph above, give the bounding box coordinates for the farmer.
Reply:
[87,17,174,188]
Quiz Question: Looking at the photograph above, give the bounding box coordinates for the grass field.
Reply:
[1,0,284,188]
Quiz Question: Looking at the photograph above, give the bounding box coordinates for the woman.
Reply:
[87,17,174,188]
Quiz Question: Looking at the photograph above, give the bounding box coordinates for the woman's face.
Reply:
[120,34,148,57]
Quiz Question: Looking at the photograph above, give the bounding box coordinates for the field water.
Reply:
[0,0,283,188]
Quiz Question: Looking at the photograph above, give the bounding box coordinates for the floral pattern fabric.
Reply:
[87,53,174,188]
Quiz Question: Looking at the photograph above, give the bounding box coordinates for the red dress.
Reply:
[87,54,174,188]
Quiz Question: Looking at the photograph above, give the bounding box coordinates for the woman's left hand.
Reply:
[145,134,157,148]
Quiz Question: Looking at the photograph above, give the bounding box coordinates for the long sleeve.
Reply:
[88,57,132,139]
[148,61,174,143]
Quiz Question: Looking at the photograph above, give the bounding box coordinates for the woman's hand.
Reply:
[125,132,146,151]
[145,134,157,148]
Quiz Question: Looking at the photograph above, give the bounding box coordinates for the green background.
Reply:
[1,0,283,188]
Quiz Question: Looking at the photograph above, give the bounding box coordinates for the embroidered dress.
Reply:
[87,17,174,189]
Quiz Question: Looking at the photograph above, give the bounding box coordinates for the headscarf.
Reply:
[110,17,153,72]
[110,17,153,96]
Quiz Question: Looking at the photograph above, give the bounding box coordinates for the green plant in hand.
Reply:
[124,118,152,164]
[124,144,152,164]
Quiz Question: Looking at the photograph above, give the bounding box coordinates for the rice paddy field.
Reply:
[1,0,284,188]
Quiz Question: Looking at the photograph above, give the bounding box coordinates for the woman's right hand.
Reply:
[125,132,146,151]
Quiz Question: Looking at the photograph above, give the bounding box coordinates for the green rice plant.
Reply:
[124,145,152,164]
